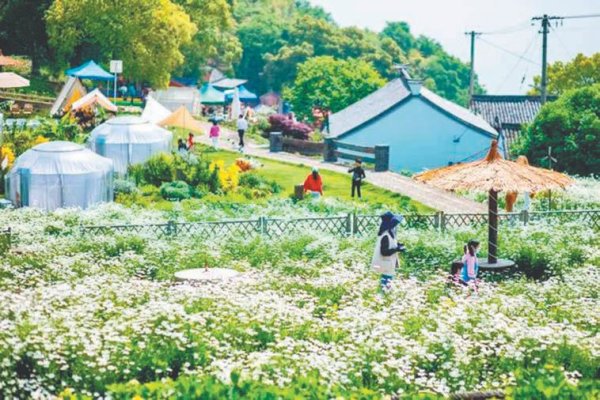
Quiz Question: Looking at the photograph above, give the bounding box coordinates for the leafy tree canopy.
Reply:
[172,0,241,79]
[284,56,386,119]
[529,53,600,96]
[515,84,600,175]
[46,0,196,87]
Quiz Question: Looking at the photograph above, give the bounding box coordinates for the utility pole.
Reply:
[465,31,481,103]
[532,15,562,104]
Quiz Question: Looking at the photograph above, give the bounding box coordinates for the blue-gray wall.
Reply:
[339,97,499,172]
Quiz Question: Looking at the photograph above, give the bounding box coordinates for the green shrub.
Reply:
[141,153,176,186]
[159,181,194,201]
[113,179,138,196]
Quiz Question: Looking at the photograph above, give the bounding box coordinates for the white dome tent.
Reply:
[89,116,173,174]
[5,141,114,211]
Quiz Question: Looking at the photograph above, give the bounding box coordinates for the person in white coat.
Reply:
[372,212,406,292]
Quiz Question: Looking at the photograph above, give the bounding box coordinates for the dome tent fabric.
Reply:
[89,116,173,174]
[5,141,114,211]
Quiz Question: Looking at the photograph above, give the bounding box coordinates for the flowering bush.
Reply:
[0,205,597,398]
[266,114,313,140]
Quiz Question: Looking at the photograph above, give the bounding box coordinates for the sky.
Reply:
[311,0,600,94]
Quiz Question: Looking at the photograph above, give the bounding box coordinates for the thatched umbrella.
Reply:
[414,140,572,265]
[0,50,24,70]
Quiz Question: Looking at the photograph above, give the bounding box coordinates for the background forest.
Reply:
[0,0,482,106]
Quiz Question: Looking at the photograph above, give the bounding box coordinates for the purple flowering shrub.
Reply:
[266,114,313,140]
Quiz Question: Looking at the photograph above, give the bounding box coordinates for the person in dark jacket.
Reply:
[348,158,366,198]
[371,211,406,291]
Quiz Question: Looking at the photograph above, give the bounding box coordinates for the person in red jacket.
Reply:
[303,167,323,198]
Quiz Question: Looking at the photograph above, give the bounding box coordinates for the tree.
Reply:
[46,0,196,87]
[0,0,53,75]
[235,13,285,93]
[284,56,386,119]
[173,0,241,79]
[529,53,600,96]
[263,43,314,92]
[515,84,600,175]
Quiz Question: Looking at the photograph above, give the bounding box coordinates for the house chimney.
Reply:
[407,79,422,95]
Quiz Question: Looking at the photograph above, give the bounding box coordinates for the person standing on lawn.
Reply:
[187,132,195,151]
[372,212,406,292]
[236,114,248,150]
[303,167,324,198]
[348,158,366,198]
[209,120,220,149]
[462,239,480,295]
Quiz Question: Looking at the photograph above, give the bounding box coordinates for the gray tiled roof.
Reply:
[328,78,497,138]
[469,95,554,126]
[328,79,410,137]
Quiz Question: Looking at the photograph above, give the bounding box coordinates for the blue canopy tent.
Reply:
[225,85,258,104]
[66,60,113,80]
[199,83,226,105]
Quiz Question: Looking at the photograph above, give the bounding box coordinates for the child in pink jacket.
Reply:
[462,239,480,293]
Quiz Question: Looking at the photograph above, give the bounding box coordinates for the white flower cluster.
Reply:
[0,204,598,398]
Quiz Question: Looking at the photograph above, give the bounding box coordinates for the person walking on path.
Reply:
[236,114,248,151]
[209,121,220,149]
[303,167,324,198]
[372,212,406,292]
[348,158,366,198]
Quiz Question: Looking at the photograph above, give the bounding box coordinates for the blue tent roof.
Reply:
[225,85,258,103]
[66,60,113,81]
[199,83,226,105]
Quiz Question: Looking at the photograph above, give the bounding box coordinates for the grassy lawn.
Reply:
[196,144,432,213]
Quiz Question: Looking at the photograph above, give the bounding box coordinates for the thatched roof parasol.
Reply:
[0,50,24,68]
[414,140,573,265]
[415,141,572,193]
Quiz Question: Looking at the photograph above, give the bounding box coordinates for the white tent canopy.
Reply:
[5,141,114,211]
[150,87,201,116]
[88,116,173,174]
[71,88,117,113]
[141,97,171,124]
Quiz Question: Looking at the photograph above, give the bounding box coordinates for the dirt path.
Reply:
[195,122,486,213]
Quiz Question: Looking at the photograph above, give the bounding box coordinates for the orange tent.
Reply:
[158,106,204,133]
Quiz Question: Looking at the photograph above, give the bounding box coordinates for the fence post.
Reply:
[269,132,283,153]
[346,213,353,236]
[353,212,359,236]
[439,212,446,232]
[258,217,268,236]
[520,210,529,225]
[166,220,178,237]
[323,138,337,162]
[374,144,390,172]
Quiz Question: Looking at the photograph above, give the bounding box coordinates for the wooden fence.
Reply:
[324,138,390,171]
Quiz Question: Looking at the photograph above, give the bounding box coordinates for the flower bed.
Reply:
[0,205,598,398]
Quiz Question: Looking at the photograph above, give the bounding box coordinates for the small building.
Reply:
[88,116,173,174]
[469,95,555,155]
[5,141,114,211]
[327,75,499,172]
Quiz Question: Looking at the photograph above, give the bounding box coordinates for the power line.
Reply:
[479,37,540,65]
[495,32,538,93]
[560,13,600,20]
[480,20,532,36]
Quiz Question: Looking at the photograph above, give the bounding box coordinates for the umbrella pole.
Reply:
[488,189,498,263]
